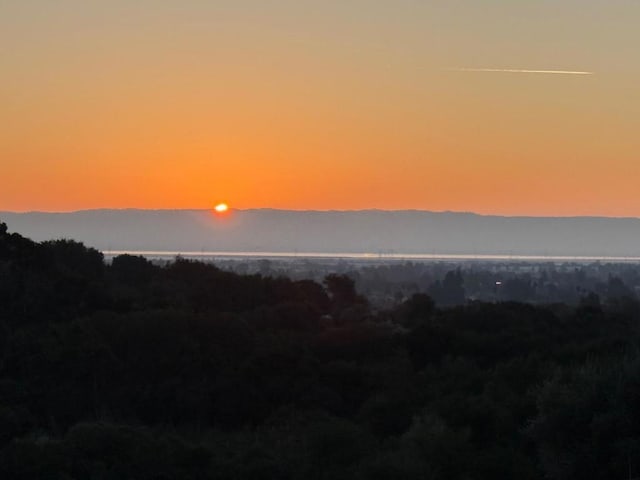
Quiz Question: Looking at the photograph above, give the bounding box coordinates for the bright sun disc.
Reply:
[214,203,229,213]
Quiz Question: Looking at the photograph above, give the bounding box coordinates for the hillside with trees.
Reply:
[1,221,640,479]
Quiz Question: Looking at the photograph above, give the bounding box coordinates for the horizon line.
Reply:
[2,207,640,220]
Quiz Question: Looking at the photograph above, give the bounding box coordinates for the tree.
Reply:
[400,293,435,327]
[110,254,156,285]
[324,274,367,313]
[428,270,465,306]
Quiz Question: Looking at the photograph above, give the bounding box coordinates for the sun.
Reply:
[214,203,229,213]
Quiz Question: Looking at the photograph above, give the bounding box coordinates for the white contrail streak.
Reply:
[449,68,594,75]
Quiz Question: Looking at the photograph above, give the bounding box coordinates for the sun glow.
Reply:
[215,203,229,213]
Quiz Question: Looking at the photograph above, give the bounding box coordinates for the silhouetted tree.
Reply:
[324,274,367,315]
[428,270,465,306]
[400,293,435,327]
[110,254,156,285]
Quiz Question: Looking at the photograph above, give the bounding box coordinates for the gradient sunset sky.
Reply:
[2,1,639,216]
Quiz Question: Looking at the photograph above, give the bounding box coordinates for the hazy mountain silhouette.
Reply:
[2,209,640,257]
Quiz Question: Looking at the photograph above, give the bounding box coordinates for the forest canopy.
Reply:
[1,222,640,479]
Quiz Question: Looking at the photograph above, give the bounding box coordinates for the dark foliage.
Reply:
[1,222,640,479]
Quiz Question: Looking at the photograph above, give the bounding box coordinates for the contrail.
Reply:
[449,67,594,75]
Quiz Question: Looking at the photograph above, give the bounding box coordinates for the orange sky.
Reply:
[2,1,640,216]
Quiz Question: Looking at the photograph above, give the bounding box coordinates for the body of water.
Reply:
[102,250,640,263]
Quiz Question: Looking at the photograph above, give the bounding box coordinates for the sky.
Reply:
[2,0,639,216]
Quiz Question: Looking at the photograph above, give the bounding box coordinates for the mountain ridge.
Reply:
[2,209,640,257]
[4,207,640,220]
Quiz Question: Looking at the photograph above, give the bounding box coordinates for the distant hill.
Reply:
[2,209,640,257]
